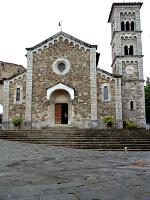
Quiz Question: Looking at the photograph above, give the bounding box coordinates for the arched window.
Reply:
[129,45,134,55]
[121,21,125,31]
[131,21,134,31]
[104,86,108,101]
[16,88,20,101]
[124,45,128,55]
[130,101,134,110]
[126,21,130,31]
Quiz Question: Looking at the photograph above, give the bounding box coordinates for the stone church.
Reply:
[0,2,146,129]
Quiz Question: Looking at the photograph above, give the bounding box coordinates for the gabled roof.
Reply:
[26,31,97,51]
[108,2,143,22]
[0,61,26,82]
[97,67,116,78]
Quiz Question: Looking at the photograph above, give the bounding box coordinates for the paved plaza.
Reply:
[0,139,150,200]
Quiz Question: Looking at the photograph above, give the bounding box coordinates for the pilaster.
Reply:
[25,51,33,127]
[115,78,123,128]
[90,48,97,123]
[2,80,9,128]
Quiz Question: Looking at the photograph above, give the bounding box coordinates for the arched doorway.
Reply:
[0,104,3,124]
[49,90,72,125]
[47,83,74,126]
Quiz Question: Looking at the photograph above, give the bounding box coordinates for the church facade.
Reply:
[0,2,146,129]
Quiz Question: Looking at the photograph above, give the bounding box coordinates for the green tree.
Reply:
[145,77,150,123]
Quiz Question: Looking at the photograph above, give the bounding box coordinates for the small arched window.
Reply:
[131,21,134,31]
[104,86,108,101]
[129,45,134,55]
[16,88,20,101]
[130,101,134,110]
[124,45,128,55]
[121,21,125,31]
[126,21,130,31]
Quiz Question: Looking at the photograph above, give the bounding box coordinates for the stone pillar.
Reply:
[90,48,97,125]
[115,78,123,128]
[25,51,33,128]
[138,58,144,80]
[2,80,9,129]
[49,101,55,127]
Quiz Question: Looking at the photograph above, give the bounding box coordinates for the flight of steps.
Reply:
[0,128,150,150]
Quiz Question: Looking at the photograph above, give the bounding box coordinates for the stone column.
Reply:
[90,48,97,125]
[2,80,9,129]
[25,51,33,128]
[115,78,123,128]
[138,58,144,80]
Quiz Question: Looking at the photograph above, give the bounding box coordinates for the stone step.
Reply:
[4,141,149,150]
[1,138,149,145]
[0,128,150,150]
[0,132,150,137]
[0,129,150,134]
[1,136,150,142]
[1,139,150,147]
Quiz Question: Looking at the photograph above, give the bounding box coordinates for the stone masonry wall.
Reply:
[0,61,26,81]
[0,84,3,105]
[121,80,145,127]
[32,38,91,126]
[97,70,116,123]
[9,74,26,121]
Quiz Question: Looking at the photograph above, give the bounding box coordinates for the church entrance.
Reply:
[48,88,73,126]
[55,103,68,124]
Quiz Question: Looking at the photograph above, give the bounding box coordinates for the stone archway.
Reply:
[47,83,74,126]
[47,83,74,100]
[48,90,73,126]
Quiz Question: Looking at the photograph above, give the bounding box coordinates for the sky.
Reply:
[0,0,149,79]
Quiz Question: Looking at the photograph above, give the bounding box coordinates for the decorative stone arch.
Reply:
[47,83,74,126]
[47,83,74,100]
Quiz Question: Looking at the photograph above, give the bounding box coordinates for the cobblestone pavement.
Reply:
[0,140,150,200]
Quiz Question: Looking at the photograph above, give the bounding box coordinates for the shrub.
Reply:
[124,120,137,130]
[104,116,114,126]
[11,116,23,128]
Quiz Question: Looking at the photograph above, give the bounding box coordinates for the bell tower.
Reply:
[108,2,146,128]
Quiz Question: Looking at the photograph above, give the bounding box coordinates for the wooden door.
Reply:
[55,103,61,124]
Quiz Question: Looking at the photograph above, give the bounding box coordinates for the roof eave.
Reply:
[108,2,143,23]
[26,31,98,51]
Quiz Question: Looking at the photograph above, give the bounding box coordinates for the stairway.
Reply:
[0,128,150,150]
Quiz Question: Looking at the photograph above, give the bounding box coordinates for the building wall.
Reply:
[97,70,116,123]
[9,74,26,121]
[0,84,3,105]
[31,38,91,127]
[122,80,145,126]
[0,61,26,80]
